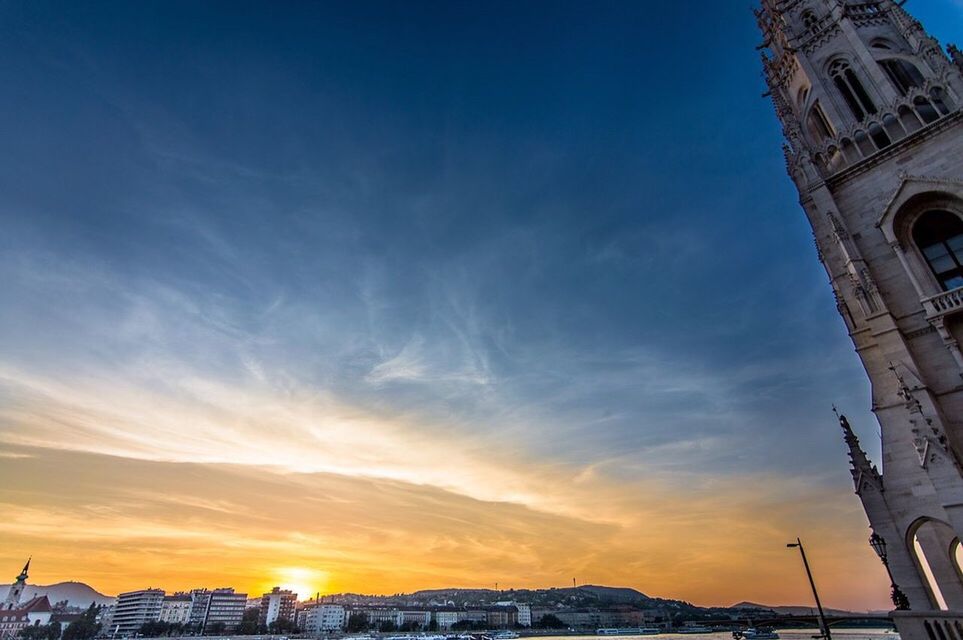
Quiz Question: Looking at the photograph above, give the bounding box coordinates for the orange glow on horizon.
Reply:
[0,443,892,611]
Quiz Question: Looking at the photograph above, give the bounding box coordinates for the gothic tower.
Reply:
[4,559,29,609]
[757,1,963,637]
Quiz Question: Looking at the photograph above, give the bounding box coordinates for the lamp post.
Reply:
[787,538,832,640]
[869,532,911,610]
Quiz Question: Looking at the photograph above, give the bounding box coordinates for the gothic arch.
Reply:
[878,178,963,298]
[869,37,899,51]
[826,56,878,121]
[907,517,963,610]
[951,537,963,581]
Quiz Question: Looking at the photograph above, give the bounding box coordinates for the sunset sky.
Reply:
[1,0,962,612]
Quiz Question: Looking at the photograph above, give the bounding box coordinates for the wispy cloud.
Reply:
[0,0,918,609]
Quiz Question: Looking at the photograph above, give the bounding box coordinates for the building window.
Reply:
[829,60,877,120]
[913,210,963,291]
[930,87,953,115]
[802,10,819,33]
[807,101,834,142]
[915,96,940,123]
[879,59,925,95]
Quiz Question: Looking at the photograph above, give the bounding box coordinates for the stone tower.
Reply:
[757,0,963,637]
[4,559,29,609]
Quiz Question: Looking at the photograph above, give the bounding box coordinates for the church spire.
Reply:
[835,408,882,494]
[17,558,29,582]
[4,558,30,608]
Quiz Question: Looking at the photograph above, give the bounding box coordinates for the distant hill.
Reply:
[575,585,650,603]
[730,601,862,617]
[0,582,114,608]
[409,585,650,606]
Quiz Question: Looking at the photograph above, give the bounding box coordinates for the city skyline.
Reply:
[2,0,963,613]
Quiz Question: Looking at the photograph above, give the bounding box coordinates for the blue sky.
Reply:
[0,0,961,608]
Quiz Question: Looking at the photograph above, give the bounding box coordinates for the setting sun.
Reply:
[269,567,329,601]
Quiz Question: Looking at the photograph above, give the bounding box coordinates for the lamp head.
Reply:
[869,532,887,560]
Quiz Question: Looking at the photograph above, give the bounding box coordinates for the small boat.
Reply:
[732,629,779,640]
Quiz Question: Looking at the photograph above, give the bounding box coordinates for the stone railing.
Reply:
[923,287,963,320]
[804,81,960,179]
[845,1,886,25]
[892,610,963,640]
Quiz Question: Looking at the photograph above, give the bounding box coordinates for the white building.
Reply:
[0,597,52,640]
[495,601,531,627]
[159,594,192,625]
[360,608,402,627]
[759,1,963,639]
[433,609,465,630]
[303,604,346,634]
[0,563,51,640]
[258,587,297,627]
[108,589,164,637]
[514,603,532,627]
[399,610,430,628]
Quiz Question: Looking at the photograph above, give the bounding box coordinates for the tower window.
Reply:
[913,210,963,291]
[930,87,953,115]
[807,101,834,142]
[915,96,940,124]
[879,59,925,95]
[802,10,819,33]
[829,60,877,120]
[869,123,891,149]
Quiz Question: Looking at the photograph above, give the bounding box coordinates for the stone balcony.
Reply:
[892,610,963,640]
[923,287,963,321]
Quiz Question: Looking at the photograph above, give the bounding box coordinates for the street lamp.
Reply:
[869,532,911,611]
[787,538,832,640]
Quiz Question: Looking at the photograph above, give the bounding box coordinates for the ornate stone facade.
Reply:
[757,2,963,638]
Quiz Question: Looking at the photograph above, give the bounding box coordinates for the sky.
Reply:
[0,0,962,612]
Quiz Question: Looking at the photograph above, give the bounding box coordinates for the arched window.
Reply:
[879,58,926,95]
[806,101,834,142]
[869,122,891,149]
[914,210,963,291]
[931,87,953,115]
[915,96,940,124]
[829,60,877,120]
[801,10,819,33]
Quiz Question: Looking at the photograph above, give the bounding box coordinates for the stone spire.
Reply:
[836,409,883,494]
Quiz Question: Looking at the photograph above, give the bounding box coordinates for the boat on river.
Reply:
[732,628,779,640]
